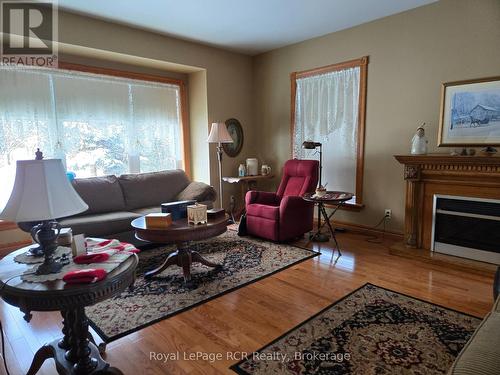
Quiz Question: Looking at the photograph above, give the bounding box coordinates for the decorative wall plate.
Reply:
[223,118,244,157]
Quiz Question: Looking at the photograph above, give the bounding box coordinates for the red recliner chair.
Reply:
[245,159,319,242]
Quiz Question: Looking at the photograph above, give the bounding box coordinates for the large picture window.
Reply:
[0,64,188,210]
[291,56,368,208]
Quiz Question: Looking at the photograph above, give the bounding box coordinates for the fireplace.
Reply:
[395,154,500,257]
[431,195,500,264]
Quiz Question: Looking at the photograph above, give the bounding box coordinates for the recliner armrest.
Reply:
[279,195,311,214]
[176,181,217,203]
[246,191,280,206]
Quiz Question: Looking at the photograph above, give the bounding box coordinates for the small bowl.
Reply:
[315,188,327,197]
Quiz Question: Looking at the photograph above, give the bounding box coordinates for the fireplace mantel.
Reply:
[394,154,500,249]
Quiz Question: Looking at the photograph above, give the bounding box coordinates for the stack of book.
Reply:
[145,213,173,229]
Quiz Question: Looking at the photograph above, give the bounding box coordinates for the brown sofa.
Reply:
[59,170,216,243]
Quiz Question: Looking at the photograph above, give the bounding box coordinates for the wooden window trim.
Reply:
[290,56,368,209]
[0,221,18,231]
[58,62,191,177]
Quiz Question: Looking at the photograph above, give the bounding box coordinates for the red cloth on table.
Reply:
[63,269,107,284]
[73,252,110,264]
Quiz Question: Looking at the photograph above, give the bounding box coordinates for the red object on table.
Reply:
[63,268,107,284]
[245,159,319,242]
[73,252,110,264]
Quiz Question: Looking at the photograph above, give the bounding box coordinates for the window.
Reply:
[291,56,368,208]
[0,64,188,210]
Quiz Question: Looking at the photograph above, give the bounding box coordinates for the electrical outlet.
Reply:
[384,209,392,220]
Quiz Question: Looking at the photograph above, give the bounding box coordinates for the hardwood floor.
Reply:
[0,231,495,375]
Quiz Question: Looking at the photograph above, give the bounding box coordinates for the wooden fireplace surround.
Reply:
[395,154,500,249]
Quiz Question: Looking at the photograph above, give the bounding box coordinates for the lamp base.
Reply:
[30,220,63,275]
[36,260,64,275]
[28,245,44,257]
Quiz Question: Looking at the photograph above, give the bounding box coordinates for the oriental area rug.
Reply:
[231,283,480,375]
[87,230,318,342]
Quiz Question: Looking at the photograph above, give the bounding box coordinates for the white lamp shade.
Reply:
[207,122,233,143]
[0,159,89,222]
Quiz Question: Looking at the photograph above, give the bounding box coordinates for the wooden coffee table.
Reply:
[131,215,229,287]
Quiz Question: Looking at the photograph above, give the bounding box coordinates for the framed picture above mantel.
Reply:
[438,76,500,146]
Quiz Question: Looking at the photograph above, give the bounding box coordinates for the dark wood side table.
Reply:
[302,191,354,256]
[0,245,138,375]
[222,174,274,219]
[131,215,229,288]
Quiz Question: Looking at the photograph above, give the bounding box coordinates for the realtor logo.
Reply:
[1,1,58,67]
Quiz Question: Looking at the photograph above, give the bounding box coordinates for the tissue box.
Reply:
[145,213,172,229]
[161,200,196,221]
[187,204,207,225]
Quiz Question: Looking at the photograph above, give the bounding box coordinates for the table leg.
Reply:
[310,203,330,242]
[28,308,114,375]
[177,243,193,283]
[27,345,55,375]
[144,242,221,287]
[64,309,77,362]
[232,182,249,220]
[144,251,179,279]
[321,204,342,256]
[73,306,98,374]
[59,310,72,350]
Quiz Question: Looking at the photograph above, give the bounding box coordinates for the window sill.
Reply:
[324,202,365,212]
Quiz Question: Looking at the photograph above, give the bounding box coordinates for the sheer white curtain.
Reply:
[53,73,131,177]
[0,68,56,209]
[131,84,182,172]
[294,66,360,193]
[0,66,183,210]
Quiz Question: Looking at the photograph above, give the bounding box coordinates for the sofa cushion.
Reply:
[448,311,500,374]
[176,181,217,203]
[131,206,162,216]
[71,175,126,214]
[118,170,190,210]
[246,203,280,221]
[59,211,141,237]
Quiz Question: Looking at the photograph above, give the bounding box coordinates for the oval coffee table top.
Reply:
[131,215,230,243]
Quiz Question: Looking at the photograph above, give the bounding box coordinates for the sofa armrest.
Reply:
[246,191,280,206]
[176,181,217,203]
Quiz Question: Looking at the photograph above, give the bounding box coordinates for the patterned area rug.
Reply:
[231,284,480,375]
[87,230,318,342]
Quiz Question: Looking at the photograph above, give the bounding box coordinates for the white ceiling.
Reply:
[58,0,437,55]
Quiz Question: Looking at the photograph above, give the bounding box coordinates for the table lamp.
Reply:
[207,122,233,209]
[0,150,88,275]
[302,141,328,242]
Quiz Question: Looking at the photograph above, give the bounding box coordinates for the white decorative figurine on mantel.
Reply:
[410,123,428,155]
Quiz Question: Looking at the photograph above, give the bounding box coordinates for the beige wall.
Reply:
[252,0,500,232]
[57,11,255,209]
[1,10,255,248]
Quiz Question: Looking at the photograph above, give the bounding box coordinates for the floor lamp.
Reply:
[208,122,233,210]
[302,141,329,242]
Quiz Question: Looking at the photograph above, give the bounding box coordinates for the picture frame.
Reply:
[222,118,244,157]
[438,76,500,146]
